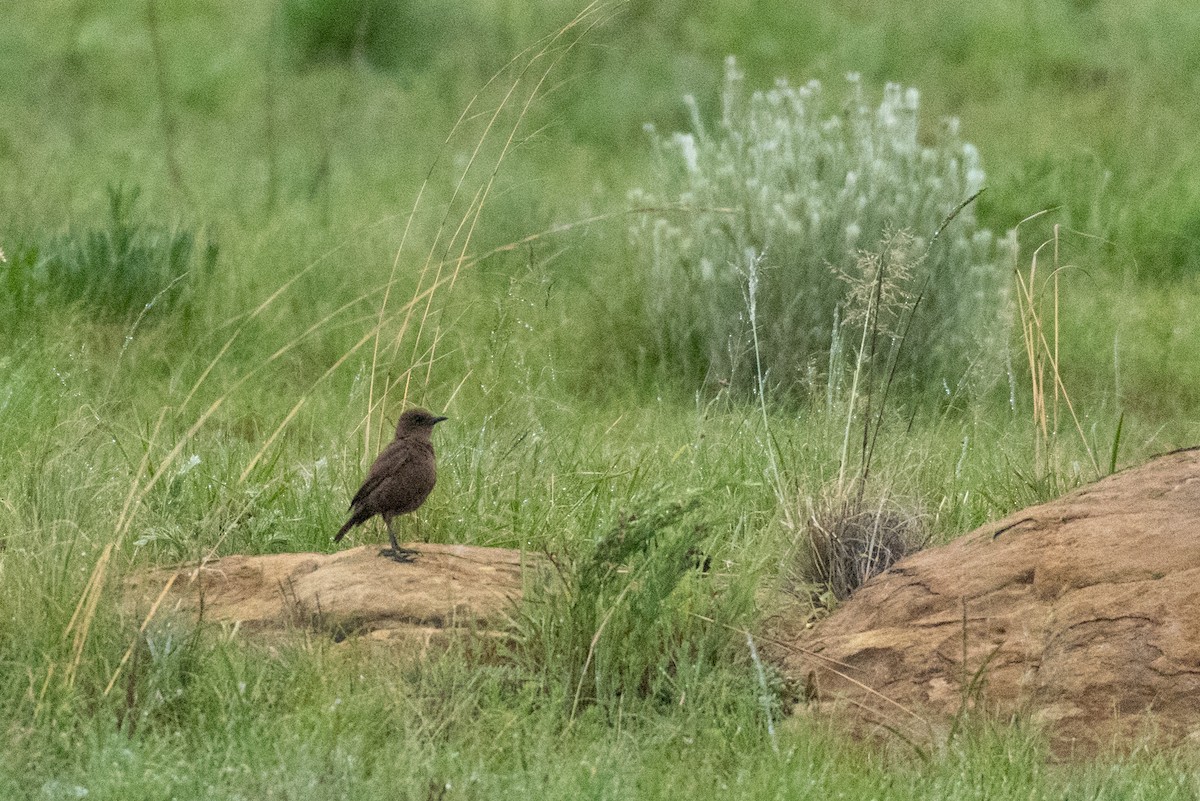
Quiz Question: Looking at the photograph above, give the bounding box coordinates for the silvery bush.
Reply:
[629,57,1016,395]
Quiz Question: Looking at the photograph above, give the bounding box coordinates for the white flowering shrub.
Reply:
[629,57,1017,393]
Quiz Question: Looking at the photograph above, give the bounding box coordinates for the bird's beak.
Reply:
[432,415,449,424]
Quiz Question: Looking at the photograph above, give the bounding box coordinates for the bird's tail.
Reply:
[333,519,355,543]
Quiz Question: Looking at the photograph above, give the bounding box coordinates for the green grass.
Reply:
[3,0,1200,797]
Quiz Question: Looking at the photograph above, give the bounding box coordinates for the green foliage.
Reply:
[281,0,448,73]
[630,57,1017,394]
[3,185,216,324]
[520,488,756,716]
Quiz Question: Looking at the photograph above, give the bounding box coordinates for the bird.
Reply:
[334,407,447,562]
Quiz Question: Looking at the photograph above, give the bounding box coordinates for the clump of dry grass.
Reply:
[796,494,924,604]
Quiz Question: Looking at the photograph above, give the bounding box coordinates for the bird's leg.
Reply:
[379,518,417,563]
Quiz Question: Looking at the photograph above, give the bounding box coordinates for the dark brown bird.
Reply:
[335,407,447,561]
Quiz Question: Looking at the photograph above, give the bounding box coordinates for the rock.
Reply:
[768,447,1200,758]
[125,543,532,654]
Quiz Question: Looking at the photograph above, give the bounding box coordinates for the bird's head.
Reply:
[395,407,448,438]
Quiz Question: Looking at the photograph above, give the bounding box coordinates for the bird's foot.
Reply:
[378,547,418,563]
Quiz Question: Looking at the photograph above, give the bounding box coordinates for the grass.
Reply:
[3,0,1200,797]
[3,184,217,333]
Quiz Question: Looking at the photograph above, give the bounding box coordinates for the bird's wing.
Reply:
[348,473,385,509]
[348,445,416,508]
[364,470,434,516]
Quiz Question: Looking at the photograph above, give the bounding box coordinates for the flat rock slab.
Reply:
[125,544,531,651]
[769,447,1200,758]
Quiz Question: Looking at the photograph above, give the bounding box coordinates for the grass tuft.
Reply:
[516,486,760,721]
[3,185,217,325]
[799,494,924,603]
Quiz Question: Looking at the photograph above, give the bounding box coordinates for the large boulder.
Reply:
[770,447,1200,757]
[125,543,531,653]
